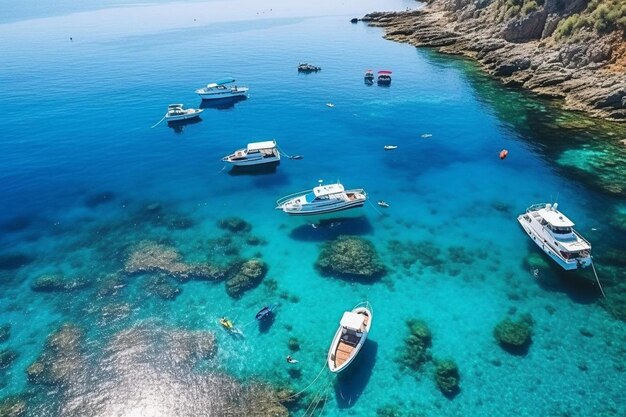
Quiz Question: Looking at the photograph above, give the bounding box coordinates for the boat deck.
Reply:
[332,312,370,368]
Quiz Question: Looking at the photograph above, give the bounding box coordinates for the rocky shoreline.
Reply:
[363,0,626,121]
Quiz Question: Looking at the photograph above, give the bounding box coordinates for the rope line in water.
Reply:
[590,261,606,298]
[277,145,302,160]
[151,113,167,128]
[303,379,332,417]
[283,362,328,401]
[366,198,383,216]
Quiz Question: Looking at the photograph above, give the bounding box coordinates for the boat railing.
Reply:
[573,230,592,249]
[526,203,548,213]
[275,189,313,206]
[353,300,372,315]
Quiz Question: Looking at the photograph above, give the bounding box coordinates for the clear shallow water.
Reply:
[1,1,625,416]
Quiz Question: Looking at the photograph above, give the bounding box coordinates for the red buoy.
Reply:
[499,149,509,160]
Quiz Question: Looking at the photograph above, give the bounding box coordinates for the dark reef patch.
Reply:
[31,274,90,293]
[84,191,116,208]
[316,236,386,281]
[493,313,534,355]
[0,253,34,271]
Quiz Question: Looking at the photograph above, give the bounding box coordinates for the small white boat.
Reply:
[383,145,397,150]
[377,201,389,208]
[195,77,249,100]
[327,302,372,373]
[276,181,367,216]
[326,103,335,108]
[517,203,592,270]
[164,104,203,122]
[222,140,281,167]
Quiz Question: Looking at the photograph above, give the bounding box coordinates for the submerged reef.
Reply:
[0,349,18,369]
[0,395,27,417]
[400,319,432,371]
[387,240,444,271]
[31,273,90,292]
[493,313,534,354]
[27,323,85,385]
[433,358,461,397]
[0,253,33,271]
[225,258,267,298]
[125,241,227,281]
[316,236,386,280]
[0,325,10,343]
[218,217,252,233]
[144,275,182,300]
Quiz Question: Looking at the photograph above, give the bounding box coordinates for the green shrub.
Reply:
[522,0,539,15]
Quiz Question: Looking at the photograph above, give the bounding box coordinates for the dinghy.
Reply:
[255,305,276,321]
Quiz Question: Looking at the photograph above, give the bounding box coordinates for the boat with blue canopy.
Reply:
[275,180,367,216]
[195,77,249,100]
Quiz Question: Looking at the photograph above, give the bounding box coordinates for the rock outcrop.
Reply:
[364,0,626,121]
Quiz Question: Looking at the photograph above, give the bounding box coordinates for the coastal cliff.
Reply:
[363,0,626,121]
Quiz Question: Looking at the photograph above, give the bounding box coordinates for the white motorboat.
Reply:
[222,140,281,167]
[383,145,397,150]
[517,203,592,270]
[195,78,249,100]
[164,104,203,122]
[275,181,367,216]
[327,302,372,373]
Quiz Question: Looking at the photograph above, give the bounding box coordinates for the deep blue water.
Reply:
[1,1,625,416]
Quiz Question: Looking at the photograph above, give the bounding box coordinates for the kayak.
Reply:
[219,318,234,329]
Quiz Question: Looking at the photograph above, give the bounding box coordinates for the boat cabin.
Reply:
[537,204,575,235]
[246,140,278,158]
[307,183,348,202]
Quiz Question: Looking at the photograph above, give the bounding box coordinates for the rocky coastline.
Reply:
[363,0,626,121]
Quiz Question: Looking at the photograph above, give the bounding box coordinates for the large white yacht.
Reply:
[164,104,203,122]
[517,203,592,270]
[275,181,367,216]
[222,140,280,167]
[327,302,372,373]
[195,78,249,100]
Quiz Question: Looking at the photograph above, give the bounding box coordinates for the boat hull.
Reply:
[224,155,280,167]
[282,201,365,216]
[327,305,372,373]
[165,112,202,122]
[517,215,591,270]
[196,88,249,100]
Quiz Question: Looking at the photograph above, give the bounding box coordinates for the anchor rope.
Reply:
[277,145,302,160]
[150,113,167,128]
[590,261,606,298]
[282,361,329,401]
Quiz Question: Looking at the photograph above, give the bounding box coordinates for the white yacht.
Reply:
[222,140,281,166]
[327,302,372,373]
[518,203,592,270]
[275,181,367,216]
[164,104,203,122]
[195,78,249,100]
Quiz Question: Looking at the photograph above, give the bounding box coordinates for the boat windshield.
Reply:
[305,192,316,203]
[549,225,572,234]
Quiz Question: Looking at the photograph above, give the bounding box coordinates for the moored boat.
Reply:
[364,69,374,82]
[164,104,203,122]
[517,203,592,270]
[377,70,392,85]
[222,140,281,167]
[275,181,367,216]
[195,78,249,100]
[383,145,397,150]
[327,302,372,373]
[298,63,321,72]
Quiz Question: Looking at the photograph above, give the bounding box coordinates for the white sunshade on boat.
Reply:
[247,140,276,151]
[206,83,218,88]
[540,208,575,227]
[313,183,345,197]
[340,312,365,331]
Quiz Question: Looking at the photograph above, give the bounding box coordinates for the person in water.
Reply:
[286,355,298,364]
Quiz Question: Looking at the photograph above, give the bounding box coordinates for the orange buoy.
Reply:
[499,149,509,160]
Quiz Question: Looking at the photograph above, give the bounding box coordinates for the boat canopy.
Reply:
[168,104,183,108]
[247,140,276,151]
[340,312,365,331]
[540,208,574,227]
[378,70,392,74]
[313,183,345,197]
[216,77,235,85]
[206,83,219,88]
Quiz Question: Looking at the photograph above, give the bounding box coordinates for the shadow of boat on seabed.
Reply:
[199,95,247,110]
[334,339,378,409]
[288,216,373,242]
[167,117,202,134]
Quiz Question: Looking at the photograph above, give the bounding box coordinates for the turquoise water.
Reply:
[1,1,625,416]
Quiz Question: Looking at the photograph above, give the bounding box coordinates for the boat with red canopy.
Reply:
[377,70,392,85]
